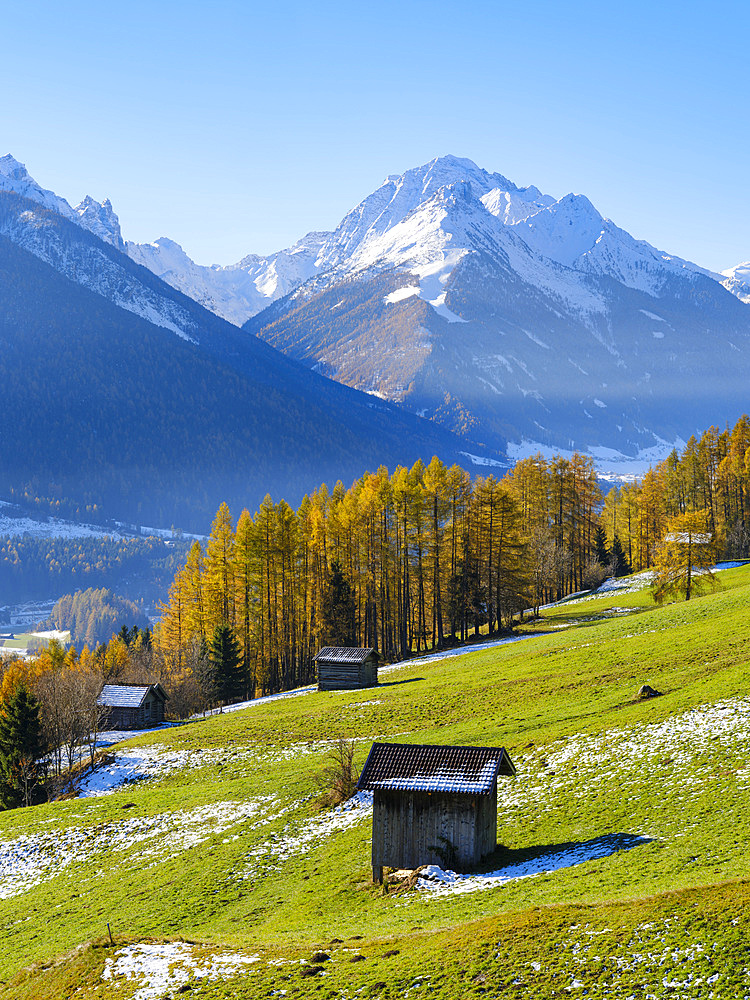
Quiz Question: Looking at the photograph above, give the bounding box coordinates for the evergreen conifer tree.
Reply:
[320,560,356,647]
[0,685,44,809]
[594,525,610,567]
[610,534,631,577]
[209,624,243,704]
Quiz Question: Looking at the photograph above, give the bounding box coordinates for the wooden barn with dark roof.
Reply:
[358,742,516,882]
[313,647,379,691]
[97,683,169,730]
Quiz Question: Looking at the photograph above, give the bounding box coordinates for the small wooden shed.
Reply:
[98,683,169,730]
[358,741,516,882]
[313,647,379,691]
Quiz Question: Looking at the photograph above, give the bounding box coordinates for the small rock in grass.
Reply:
[637,684,662,699]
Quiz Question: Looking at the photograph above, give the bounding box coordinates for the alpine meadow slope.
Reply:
[2,565,750,998]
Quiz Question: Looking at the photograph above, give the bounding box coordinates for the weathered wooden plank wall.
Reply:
[372,784,498,871]
[317,659,378,690]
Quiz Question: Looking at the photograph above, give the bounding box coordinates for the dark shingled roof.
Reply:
[358,742,516,795]
[314,647,378,664]
[97,683,168,708]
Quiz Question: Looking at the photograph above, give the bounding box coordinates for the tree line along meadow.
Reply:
[153,415,749,704]
[0,416,747,809]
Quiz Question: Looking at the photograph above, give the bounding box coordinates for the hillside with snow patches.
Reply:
[3,564,750,998]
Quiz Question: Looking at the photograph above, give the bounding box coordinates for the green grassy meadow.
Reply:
[0,632,69,654]
[2,566,750,998]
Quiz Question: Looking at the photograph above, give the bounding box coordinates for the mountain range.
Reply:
[0,157,501,532]
[2,152,750,488]
[107,154,750,465]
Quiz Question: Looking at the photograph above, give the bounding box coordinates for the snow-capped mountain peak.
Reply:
[74,195,124,250]
[480,183,555,225]
[0,154,77,222]
[721,262,750,303]
[0,153,127,251]
[514,192,607,267]
[318,155,537,271]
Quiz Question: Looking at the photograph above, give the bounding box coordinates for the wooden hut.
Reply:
[313,647,379,691]
[97,683,169,730]
[357,741,516,882]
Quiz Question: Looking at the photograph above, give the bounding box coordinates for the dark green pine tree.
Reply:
[320,560,356,647]
[611,534,632,578]
[0,685,45,809]
[594,525,610,567]
[195,637,219,705]
[209,624,243,704]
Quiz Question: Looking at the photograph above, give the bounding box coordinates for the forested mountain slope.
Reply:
[0,228,501,531]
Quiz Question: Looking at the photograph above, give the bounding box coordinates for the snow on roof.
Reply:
[358,742,515,795]
[314,647,378,664]
[98,684,167,708]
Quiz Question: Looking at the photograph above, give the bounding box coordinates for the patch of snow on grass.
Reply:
[101,942,259,1000]
[558,561,745,607]
[0,798,271,899]
[243,791,373,878]
[496,698,750,831]
[417,834,647,897]
[192,685,318,718]
[560,571,655,604]
[382,632,547,673]
[559,917,726,991]
[78,744,237,797]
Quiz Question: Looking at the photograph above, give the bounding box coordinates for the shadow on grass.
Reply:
[484,833,651,872]
[378,677,425,687]
[419,833,652,894]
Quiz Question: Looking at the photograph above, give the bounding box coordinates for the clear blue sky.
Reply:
[2,0,747,271]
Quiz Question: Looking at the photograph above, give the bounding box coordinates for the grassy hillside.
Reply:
[2,566,750,998]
